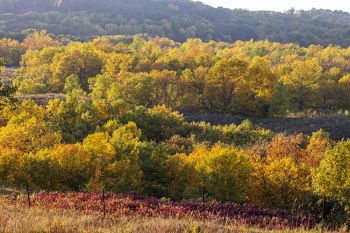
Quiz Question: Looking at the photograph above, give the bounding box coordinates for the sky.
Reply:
[198,0,350,13]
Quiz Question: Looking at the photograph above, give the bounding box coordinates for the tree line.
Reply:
[2,31,350,116]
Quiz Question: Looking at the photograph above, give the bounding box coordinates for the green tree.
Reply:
[270,82,290,116]
[64,74,83,94]
[121,105,188,142]
[313,140,350,202]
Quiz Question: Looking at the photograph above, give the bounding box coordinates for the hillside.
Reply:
[0,0,350,46]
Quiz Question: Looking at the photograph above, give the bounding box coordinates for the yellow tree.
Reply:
[108,122,143,192]
[83,123,143,193]
[205,58,248,113]
[237,57,277,116]
[14,47,60,94]
[0,103,60,154]
[187,145,251,202]
[49,144,93,191]
[0,57,4,73]
[178,67,208,111]
[23,30,60,50]
[164,153,195,198]
[282,59,322,110]
[150,70,179,108]
[83,132,116,191]
[248,134,312,208]
[0,38,26,66]
[51,43,104,91]
[306,129,331,168]
[0,148,23,187]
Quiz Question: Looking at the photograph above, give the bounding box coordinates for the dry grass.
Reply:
[0,202,341,233]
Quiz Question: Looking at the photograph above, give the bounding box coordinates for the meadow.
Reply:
[0,192,332,233]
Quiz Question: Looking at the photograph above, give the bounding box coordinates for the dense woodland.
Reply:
[2,31,350,116]
[0,30,350,225]
[0,0,350,47]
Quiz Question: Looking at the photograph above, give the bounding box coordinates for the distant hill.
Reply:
[0,0,350,46]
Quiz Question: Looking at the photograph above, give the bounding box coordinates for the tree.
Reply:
[306,129,331,167]
[178,67,207,111]
[248,134,312,208]
[83,124,143,193]
[83,132,115,165]
[51,44,104,91]
[105,72,156,107]
[0,102,61,154]
[89,73,115,100]
[339,74,350,109]
[313,140,350,202]
[106,122,143,192]
[282,59,322,110]
[0,38,26,66]
[205,59,248,113]
[0,148,23,188]
[46,93,101,143]
[83,132,116,191]
[23,30,60,50]
[149,70,179,108]
[49,144,93,191]
[121,105,188,142]
[164,152,195,198]
[0,84,17,111]
[270,82,290,116]
[14,47,60,94]
[187,145,252,202]
[318,67,341,110]
[21,151,54,190]
[237,57,277,116]
[89,73,131,118]
[64,74,83,94]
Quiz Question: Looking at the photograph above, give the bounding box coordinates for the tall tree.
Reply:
[205,59,248,113]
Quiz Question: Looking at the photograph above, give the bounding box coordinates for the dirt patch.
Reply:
[16,94,66,105]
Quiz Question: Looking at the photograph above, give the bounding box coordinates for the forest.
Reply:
[3,31,350,117]
[0,0,350,47]
[1,30,350,229]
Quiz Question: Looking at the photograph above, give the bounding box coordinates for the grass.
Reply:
[0,202,342,233]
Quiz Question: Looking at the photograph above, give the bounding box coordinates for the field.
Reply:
[0,206,321,233]
[0,192,321,232]
[186,113,350,141]
[0,192,332,233]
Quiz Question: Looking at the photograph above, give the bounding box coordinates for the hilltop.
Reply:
[0,0,350,46]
